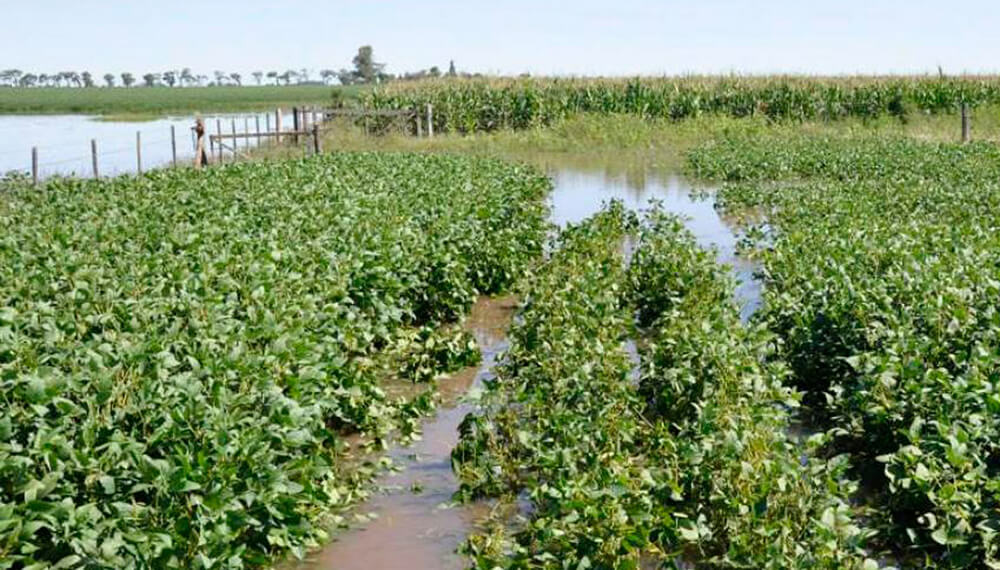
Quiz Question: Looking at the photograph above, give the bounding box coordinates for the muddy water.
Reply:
[286,296,516,570]
[289,167,760,569]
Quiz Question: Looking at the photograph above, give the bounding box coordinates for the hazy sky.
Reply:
[3,1,998,77]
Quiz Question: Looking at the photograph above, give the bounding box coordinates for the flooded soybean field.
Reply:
[289,165,763,569]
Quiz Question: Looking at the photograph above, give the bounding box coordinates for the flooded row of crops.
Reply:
[293,165,763,569]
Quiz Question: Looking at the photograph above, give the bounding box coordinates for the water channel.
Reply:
[286,165,763,569]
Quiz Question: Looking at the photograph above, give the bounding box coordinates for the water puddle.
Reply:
[548,168,761,319]
[288,166,760,569]
[286,296,516,570]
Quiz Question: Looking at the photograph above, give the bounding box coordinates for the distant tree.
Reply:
[429,66,441,78]
[81,71,95,87]
[351,45,384,84]
[337,68,354,86]
[121,72,135,88]
[39,73,50,86]
[195,74,208,86]
[19,73,37,87]
[281,70,297,85]
[61,72,81,87]
[266,71,279,85]
[142,73,160,87]
[163,71,177,87]
[298,68,309,83]
[319,69,335,85]
[448,60,457,77]
[180,68,195,86]
[252,71,263,85]
[0,69,23,86]
[103,73,115,87]
[214,70,227,85]
[229,72,241,86]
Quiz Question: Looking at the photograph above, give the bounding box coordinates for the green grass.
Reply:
[300,105,1000,176]
[0,85,364,116]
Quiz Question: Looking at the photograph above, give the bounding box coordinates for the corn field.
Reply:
[365,76,1000,133]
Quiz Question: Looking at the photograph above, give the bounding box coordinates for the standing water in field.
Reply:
[289,167,761,570]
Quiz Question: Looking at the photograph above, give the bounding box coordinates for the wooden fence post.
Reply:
[136,131,142,174]
[31,147,38,186]
[216,119,223,163]
[312,124,320,155]
[91,139,99,178]
[275,108,282,143]
[961,103,971,143]
[426,104,434,138]
[170,125,178,167]
[231,119,238,157]
[194,118,208,169]
[256,115,261,145]
[292,106,300,144]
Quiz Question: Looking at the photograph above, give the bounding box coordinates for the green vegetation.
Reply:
[366,76,1000,133]
[452,204,871,568]
[692,133,1000,567]
[0,86,359,116]
[0,153,548,567]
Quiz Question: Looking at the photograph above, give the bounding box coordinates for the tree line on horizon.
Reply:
[0,46,477,89]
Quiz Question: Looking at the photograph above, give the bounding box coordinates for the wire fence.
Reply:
[3,104,433,184]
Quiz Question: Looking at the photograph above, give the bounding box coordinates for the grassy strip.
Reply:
[0,86,359,116]
[0,153,548,567]
[699,133,1000,567]
[452,204,871,568]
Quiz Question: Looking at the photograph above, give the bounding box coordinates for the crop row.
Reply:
[452,204,872,567]
[0,153,549,568]
[364,76,1000,132]
[699,133,1000,567]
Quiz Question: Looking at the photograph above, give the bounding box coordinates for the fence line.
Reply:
[18,105,428,185]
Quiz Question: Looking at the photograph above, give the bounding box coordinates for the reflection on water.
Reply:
[284,165,764,569]
[547,167,761,320]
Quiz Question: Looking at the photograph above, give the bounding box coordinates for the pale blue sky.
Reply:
[3,1,998,77]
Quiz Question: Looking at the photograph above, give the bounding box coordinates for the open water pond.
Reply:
[0,111,294,178]
[287,165,762,569]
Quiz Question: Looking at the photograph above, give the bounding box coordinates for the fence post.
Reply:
[91,139,99,178]
[170,125,178,167]
[31,147,38,186]
[312,124,320,155]
[275,108,282,143]
[194,118,208,169]
[136,131,142,174]
[256,115,261,145]
[216,119,223,164]
[427,104,434,138]
[961,103,971,143]
[231,119,238,157]
[292,106,300,144]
